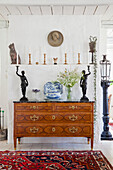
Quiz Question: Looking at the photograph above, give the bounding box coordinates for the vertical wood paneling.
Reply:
[17,6,31,15]
[29,6,41,15]
[52,6,62,15]
[6,6,21,15]
[84,5,97,15]
[41,6,51,15]
[94,5,108,15]
[73,6,85,15]
[63,6,74,15]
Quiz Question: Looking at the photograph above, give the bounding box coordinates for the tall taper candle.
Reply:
[17,51,18,65]
[1,110,4,129]
[78,53,80,64]
[64,53,67,64]
[0,109,1,129]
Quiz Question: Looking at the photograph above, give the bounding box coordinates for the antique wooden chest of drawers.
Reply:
[13,101,94,150]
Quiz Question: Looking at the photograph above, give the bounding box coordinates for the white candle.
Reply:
[17,51,18,65]
[1,110,4,129]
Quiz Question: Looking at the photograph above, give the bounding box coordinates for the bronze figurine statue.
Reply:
[16,66,28,101]
[80,65,91,101]
[9,43,21,64]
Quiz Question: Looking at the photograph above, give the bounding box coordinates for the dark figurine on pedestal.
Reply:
[16,66,28,101]
[80,65,91,101]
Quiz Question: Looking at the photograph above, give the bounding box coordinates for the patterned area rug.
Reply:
[109,122,113,130]
[0,150,112,170]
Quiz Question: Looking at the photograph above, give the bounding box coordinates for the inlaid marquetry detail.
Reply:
[44,126,63,134]
[44,114,63,121]
[54,103,92,112]
[16,114,43,122]
[16,104,53,111]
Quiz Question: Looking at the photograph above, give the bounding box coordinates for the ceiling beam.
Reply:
[0,0,113,6]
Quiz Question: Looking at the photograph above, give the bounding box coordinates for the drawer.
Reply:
[14,103,53,112]
[15,112,92,123]
[15,123,92,137]
[54,103,93,112]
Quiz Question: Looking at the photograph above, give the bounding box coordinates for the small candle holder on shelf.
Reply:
[64,53,68,65]
[29,53,32,65]
[77,53,81,64]
[43,53,47,65]
[53,58,58,65]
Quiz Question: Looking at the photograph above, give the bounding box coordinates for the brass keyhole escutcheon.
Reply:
[52,115,56,120]
[52,127,56,132]
[30,106,38,109]
[69,106,77,110]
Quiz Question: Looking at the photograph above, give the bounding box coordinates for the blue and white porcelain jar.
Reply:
[44,82,63,99]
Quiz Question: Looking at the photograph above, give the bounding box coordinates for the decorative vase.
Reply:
[66,86,72,100]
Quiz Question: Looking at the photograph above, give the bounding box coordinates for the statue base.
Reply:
[20,97,28,102]
[80,96,89,101]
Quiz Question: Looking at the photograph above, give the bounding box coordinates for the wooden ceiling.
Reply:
[0,1,113,21]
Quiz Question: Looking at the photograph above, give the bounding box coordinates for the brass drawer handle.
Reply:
[52,115,56,120]
[30,127,38,133]
[69,127,78,133]
[30,115,39,121]
[52,127,56,132]
[30,106,38,109]
[69,106,77,110]
[69,115,78,121]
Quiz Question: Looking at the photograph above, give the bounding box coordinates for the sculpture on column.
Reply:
[80,65,91,101]
[16,66,28,101]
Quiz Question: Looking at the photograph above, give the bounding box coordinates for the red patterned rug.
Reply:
[0,150,112,170]
[109,122,113,130]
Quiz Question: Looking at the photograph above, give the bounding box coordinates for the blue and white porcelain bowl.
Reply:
[44,82,63,100]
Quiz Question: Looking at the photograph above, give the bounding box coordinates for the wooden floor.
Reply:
[0,139,113,166]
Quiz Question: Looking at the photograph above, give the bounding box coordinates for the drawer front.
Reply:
[15,103,53,112]
[15,112,92,123]
[15,123,92,136]
[54,103,93,112]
